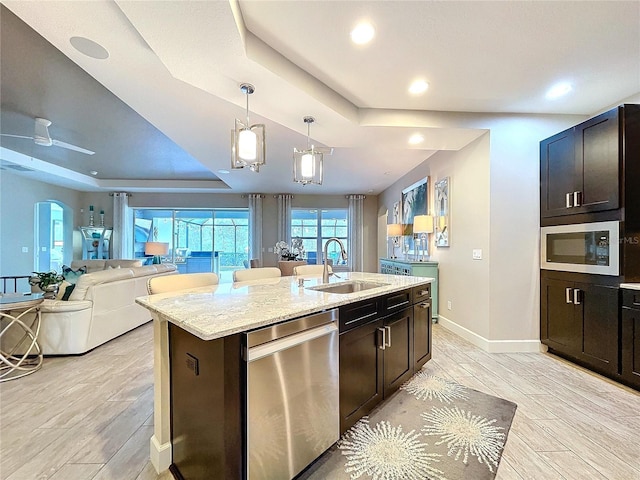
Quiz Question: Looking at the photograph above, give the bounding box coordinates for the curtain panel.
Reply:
[247,194,264,266]
[347,194,365,272]
[276,194,293,245]
[112,192,133,259]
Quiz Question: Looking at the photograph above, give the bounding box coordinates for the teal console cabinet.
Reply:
[379,258,439,320]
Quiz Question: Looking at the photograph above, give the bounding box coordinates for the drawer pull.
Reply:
[385,326,392,347]
[573,288,582,305]
[566,193,573,208]
[418,289,429,296]
[418,301,431,309]
[387,300,410,310]
[566,287,573,304]
[378,327,386,350]
[573,191,582,207]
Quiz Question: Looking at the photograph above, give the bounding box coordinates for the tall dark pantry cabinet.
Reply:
[540,104,640,390]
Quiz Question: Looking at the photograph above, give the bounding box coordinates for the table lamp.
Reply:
[413,215,434,261]
[145,242,169,264]
[386,223,402,259]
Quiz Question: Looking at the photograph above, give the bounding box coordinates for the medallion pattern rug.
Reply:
[299,371,517,480]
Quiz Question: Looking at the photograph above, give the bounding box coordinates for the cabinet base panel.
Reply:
[546,347,636,391]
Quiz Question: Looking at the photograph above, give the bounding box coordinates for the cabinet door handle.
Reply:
[418,289,429,297]
[573,191,582,207]
[566,193,573,208]
[418,301,431,309]
[573,288,582,305]
[385,326,392,347]
[378,327,386,350]
[566,287,573,304]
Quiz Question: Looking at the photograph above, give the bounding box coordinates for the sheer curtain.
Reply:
[112,192,133,259]
[348,194,366,271]
[247,194,263,266]
[276,194,293,244]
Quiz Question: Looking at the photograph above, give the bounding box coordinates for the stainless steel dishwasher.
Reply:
[245,309,339,480]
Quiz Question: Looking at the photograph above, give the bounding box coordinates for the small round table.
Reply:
[0,293,44,382]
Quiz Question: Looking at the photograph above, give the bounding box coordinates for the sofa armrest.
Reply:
[40,299,93,313]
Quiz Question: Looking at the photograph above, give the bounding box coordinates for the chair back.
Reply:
[292,265,332,276]
[250,258,260,268]
[233,267,281,283]
[147,272,219,294]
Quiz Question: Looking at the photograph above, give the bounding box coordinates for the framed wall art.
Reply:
[402,177,429,236]
[434,176,450,247]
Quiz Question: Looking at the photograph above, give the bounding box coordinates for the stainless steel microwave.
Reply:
[541,221,620,276]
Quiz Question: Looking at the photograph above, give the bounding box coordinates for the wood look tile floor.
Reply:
[1,322,639,479]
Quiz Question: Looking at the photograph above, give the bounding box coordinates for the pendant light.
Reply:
[293,116,331,185]
[231,83,265,172]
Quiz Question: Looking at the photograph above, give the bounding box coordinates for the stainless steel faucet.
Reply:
[323,237,348,283]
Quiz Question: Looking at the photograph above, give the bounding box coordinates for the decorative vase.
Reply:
[43,284,59,300]
[100,213,105,227]
[89,213,94,227]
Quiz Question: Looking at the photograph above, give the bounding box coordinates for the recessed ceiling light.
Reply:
[218,169,230,174]
[409,80,429,95]
[89,170,98,176]
[546,82,572,99]
[350,22,375,45]
[70,36,109,60]
[409,134,424,145]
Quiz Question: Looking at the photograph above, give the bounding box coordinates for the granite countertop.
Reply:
[136,272,431,341]
[621,283,640,291]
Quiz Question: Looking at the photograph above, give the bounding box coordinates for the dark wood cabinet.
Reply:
[382,307,414,397]
[541,108,620,219]
[413,299,432,369]
[541,273,619,376]
[338,285,432,433]
[339,317,384,433]
[621,289,640,389]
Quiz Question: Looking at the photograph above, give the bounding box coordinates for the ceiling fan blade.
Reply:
[51,139,95,155]
[0,134,34,140]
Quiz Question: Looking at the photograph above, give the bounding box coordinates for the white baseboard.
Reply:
[150,435,172,474]
[437,315,543,353]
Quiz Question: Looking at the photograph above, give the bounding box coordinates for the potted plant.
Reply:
[29,271,64,299]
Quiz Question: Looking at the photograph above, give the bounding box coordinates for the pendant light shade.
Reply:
[231,83,265,172]
[293,116,325,185]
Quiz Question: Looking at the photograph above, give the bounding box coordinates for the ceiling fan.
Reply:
[0,117,95,155]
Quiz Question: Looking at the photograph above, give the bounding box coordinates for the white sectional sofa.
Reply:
[16,259,177,355]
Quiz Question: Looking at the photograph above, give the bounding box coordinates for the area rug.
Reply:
[298,371,517,480]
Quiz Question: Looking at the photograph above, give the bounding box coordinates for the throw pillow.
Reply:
[56,280,71,300]
[62,265,87,284]
[61,283,76,301]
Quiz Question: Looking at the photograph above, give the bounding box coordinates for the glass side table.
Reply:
[0,293,44,382]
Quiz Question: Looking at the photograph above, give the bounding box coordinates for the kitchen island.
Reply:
[136,272,432,479]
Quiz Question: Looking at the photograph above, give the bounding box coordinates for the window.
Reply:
[291,209,348,269]
[133,208,248,283]
[35,200,70,273]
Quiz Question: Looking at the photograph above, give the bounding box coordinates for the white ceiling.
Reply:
[1,1,638,194]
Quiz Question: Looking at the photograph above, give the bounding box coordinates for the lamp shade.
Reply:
[145,242,169,256]
[387,223,403,236]
[413,215,434,233]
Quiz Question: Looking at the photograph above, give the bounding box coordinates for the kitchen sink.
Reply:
[307,280,389,294]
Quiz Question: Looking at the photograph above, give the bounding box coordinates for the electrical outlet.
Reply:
[447,300,452,310]
[22,247,28,253]
[472,249,482,260]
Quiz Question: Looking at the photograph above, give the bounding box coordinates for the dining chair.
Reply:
[292,265,332,276]
[147,272,219,294]
[249,258,260,268]
[233,267,282,283]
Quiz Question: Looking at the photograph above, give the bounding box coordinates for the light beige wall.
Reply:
[378,113,587,348]
[0,171,83,276]
[378,134,492,338]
